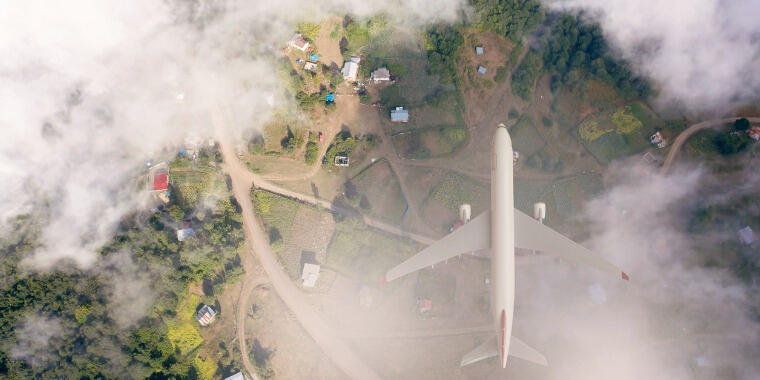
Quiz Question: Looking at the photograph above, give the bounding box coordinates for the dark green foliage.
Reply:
[304,141,319,164]
[511,50,543,100]
[543,15,649,97]
[494,65,509,83]
[324,135,357,165]
[295,91,321,110]
[426,26,464,85]
[713,132,750,155]
[0,194,245,379]
[734,118,750,131]
[508,108,520,119]
[541,116,553,127]
[471,0,545,42]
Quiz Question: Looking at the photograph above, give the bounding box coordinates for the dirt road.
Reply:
[660,117,760,174]
[213,105,383,380]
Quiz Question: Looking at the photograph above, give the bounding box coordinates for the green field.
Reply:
[171,167,227,210]
[430,172,490,214]
[325,217,419,281]
[252,190,332,278]
[576,104,657,164]
[391,125,467,159]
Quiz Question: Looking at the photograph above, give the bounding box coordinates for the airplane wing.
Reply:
[514,209,629,281]
[384,211,490,282]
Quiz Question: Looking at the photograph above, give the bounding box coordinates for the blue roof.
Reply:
[326,93,335,102]
[309,53,318,61]
[391,108,409,122]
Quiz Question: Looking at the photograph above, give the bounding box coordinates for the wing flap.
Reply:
[385,211,490,282]
[514,209,629,280]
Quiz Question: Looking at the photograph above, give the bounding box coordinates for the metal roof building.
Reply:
[390,106,409,122]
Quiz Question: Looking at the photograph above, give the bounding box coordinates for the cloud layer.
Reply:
[0,0,466,270]
[547,0,760,114]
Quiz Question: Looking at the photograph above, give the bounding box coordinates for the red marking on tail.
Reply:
[500,309,507,367]
[622,272,630,281]
[379,276,387,285]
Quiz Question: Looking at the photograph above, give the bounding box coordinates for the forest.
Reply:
[0,151,245,379]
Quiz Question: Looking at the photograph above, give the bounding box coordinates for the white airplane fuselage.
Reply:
[491,125,515,368]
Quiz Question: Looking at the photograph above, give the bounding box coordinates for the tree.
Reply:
[304,141,319,164]
[734,118,750,131]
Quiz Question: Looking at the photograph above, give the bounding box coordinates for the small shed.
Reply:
[475,46,484,55]
[304,61,318,72]
[390,106,409,123]
[325,92,335,103]
[196,305,217,326]
[477,65,487,75]
[309,53,319,61]
[371,67,391,82]
[334,155,349,167]
[738,226,757,245]
[177,227,195,242]
[748,126,760,141]
[417,299,432,313]
[288,33,310,51]
[300,251,320,288]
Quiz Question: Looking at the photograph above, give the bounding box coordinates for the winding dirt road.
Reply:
[660,117,760,174]
[214,105,385,380]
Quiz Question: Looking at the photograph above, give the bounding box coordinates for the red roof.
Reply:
[153,173,168,191]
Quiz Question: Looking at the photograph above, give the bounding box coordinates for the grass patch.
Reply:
[350,160,408,224]
[167,321,204,355]
[415,269,456,317]
[171,168,226,210]
[325,217,418,281]
[391,125,467,159]
[578,119,612,142]
[510,116,545,156]
[430,172,489,214]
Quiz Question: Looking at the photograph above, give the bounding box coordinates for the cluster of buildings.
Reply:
[475,45,487,75]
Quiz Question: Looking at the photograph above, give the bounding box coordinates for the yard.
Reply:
[349,159,408,224]
[576,104,657,164]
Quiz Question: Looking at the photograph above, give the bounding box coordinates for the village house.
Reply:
[748,126,760,141]
[738,226,757,245]
[370,67,391,82]
[341,56,361,81]
[477,65,487,75]
[196,304,217,326]
[390,106,409,123]
[334,155,349,167]
[650,131,667,148]
[300,251,320,288]
[475,46,484,55]
[287,33,310,52]
[303,61,318,72]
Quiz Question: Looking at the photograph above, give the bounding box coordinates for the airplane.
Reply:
[383,123,629,369]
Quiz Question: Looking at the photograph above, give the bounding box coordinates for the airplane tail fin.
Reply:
[460,335,548,367]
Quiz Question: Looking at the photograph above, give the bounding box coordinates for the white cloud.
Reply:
[546,0,760,113]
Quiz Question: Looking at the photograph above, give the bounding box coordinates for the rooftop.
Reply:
[196,305,217,326]
[153,173,168,191]
[224,373,246,380]
[477,65,487,75]
[342,59,360,81]
[390,107,409,122]
[738,226,757,245]
[288,33,309,51]
[371,67,391,81]
[475,46,484,55]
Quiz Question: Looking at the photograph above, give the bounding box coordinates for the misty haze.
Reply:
[1,1,759,379]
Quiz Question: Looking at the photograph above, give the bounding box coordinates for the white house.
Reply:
[371,67,391,82]
[196,305,217,326]
[301,263,320,288]
[288,33,310,52]
[341,57,361,81]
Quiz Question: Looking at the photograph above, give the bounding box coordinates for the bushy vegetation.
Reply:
[610,107,643,134]
[511,50,543,100]
[296,22,321,41]
[324,134,357,165]
[579,119,610,142]
[426,26,464,85]
[304,139,319,164]
[0,168,245,379]
[471,0,544,42]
